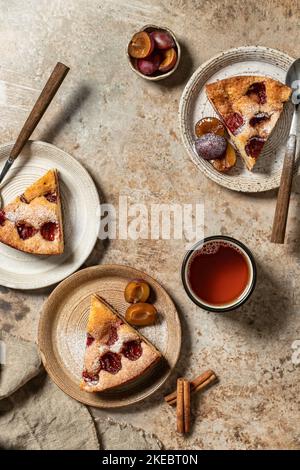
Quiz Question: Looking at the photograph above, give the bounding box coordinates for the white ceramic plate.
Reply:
[179,46,298,192]
[0,140,100,289]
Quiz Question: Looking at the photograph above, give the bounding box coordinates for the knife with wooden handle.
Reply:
[0,62,69,185]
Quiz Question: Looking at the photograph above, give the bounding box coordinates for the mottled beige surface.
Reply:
[0,0,300,450]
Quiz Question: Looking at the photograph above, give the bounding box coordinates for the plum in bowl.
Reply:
[127,25,181,81]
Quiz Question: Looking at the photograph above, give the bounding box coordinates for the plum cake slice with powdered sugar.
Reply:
[0,169,64,255]
[80,295,161,393]
[206,76,291,170]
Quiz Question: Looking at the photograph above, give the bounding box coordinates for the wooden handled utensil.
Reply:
[0,62,69,186]
[271,59,300,243]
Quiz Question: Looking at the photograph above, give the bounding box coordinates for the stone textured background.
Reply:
[0,0,300,449]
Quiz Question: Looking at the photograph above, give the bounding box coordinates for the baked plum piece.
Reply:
[195,133,227,160]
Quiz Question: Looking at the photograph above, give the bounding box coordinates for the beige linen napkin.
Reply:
[0,333,99,450]
[0,333,42,399]
[94,418,163,450]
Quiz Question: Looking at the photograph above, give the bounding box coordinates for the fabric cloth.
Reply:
[0,333,99,450]
[0,332,41,399]
[95,417,163,450]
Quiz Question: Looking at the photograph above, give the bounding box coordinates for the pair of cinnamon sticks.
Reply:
[164,369,217,434]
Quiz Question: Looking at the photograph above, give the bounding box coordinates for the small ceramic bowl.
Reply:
[181,236,257,313]
[127,24,181,81]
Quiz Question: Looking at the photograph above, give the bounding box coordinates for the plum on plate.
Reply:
[212,143,237,172]
[195,117,226,138]
[195,133,227,160]
[125,303,157,326]
[124,280,150,303]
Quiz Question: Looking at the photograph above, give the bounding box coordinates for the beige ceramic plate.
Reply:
[38,264,181,408]
[179,46,298,192]
[0,140,100,289]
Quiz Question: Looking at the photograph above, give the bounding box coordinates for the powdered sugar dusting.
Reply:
[98,329,139,355]
[98,344,109,355]
[6,204,57,229]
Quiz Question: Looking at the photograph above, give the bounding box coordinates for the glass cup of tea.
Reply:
[181,236,256,312]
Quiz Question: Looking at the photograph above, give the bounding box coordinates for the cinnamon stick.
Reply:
[176,378,184,433]
[165,369,217,406]
[183,379,190,433]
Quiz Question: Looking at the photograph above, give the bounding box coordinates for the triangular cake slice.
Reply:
[80,295,161,393]
[206,76,291,170]
[0,169,64,255]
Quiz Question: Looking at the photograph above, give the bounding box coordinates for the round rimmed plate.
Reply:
[0,140,100,289]
[179,46,297,192]
[38,265,181,408]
